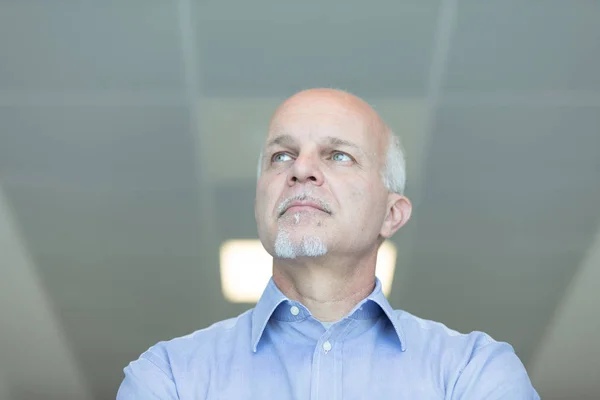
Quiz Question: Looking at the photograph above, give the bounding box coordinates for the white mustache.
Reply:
[277,193,332,216]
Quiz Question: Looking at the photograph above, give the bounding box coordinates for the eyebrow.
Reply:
[265,134,363,154]
[265,134,297,149]
[324,136,362,152]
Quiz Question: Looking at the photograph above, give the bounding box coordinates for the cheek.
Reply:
[343,183,371,215]
[255,182,269,213]
[257,180,281,215]
[346,180,383,219]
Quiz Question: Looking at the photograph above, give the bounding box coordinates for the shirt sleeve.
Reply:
[451,341,540,400]
[116,350,179,400]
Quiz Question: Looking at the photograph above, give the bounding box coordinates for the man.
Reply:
[118,89,540,399]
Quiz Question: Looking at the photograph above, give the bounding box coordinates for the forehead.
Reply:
[267,96,385,154]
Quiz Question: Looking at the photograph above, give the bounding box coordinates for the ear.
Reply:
[380,193,412,238]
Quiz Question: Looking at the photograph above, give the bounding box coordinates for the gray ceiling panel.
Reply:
[445,0,600,92]
[0,105,196,190]
[0,1,184,92]
[195,0,441,97]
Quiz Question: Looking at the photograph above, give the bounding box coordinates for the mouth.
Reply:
[285,204,325,214]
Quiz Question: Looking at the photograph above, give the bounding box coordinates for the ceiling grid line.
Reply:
[175,0,222,283]
[411,0,458,203]
[393,0,458,298]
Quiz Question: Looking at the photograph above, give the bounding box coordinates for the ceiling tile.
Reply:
[0,1,184,91]
[0,105,197,190]
[194,1,441,97]
[445,0,600,92]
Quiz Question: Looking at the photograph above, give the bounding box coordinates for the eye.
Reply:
[331,151,352,162]
[272,152,293,163]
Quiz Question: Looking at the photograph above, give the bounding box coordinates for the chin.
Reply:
[273,229,328,259]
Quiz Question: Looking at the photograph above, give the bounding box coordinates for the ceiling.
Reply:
[1,1,599,399]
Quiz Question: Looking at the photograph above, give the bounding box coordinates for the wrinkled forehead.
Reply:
[266,95,388,156]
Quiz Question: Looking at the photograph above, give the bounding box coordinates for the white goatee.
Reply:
[274,213,327,259]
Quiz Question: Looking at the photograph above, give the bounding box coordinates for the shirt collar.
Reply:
[251,277,406,352]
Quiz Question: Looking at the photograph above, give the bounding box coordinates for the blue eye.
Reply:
[272,153,292,163]
[332,152,352,162]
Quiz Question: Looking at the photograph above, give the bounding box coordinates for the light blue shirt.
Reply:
[118,278,540,399]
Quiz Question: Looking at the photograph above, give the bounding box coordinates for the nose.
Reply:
[287,154,324,187]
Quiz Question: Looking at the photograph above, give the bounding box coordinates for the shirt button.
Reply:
[290,306,300,316]
[322,341,332,352]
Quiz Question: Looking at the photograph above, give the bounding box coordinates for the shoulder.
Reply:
[141,309,253,372]
[396,309,495,351]
[395,310,539,399]
[118,309,253,399]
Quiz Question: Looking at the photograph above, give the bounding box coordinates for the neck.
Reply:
[272,252,377,322]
